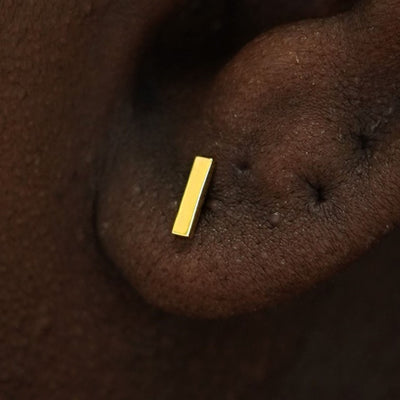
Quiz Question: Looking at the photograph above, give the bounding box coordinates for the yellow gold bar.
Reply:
[172,156,214,238]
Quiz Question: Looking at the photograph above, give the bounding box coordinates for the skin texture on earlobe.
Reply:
[97,0,400,318]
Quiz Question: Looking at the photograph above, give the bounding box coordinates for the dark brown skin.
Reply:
[1,0,400,399]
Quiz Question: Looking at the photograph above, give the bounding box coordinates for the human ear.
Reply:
[97,0,400,318]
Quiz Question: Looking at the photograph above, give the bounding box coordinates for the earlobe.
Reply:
[97,0,400,318]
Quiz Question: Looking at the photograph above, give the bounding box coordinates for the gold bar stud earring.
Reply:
[172,156,215,238]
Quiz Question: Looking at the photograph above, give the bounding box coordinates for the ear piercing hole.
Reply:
[358,133,371,150]
[235,160,251,173]
[356,132,379,153]
[305,178,328,205]
[352,130,379,157]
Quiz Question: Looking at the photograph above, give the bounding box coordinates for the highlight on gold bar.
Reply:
[172,156,215,238]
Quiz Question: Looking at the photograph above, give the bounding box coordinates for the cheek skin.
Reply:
[0,0,192,395]
[97,3,400,318]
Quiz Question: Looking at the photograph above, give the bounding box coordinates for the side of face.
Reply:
[1,0,400,398]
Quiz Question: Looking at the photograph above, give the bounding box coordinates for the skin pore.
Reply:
[0,0,400,399]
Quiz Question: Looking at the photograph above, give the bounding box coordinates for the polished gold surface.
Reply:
[172,156,214,238]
